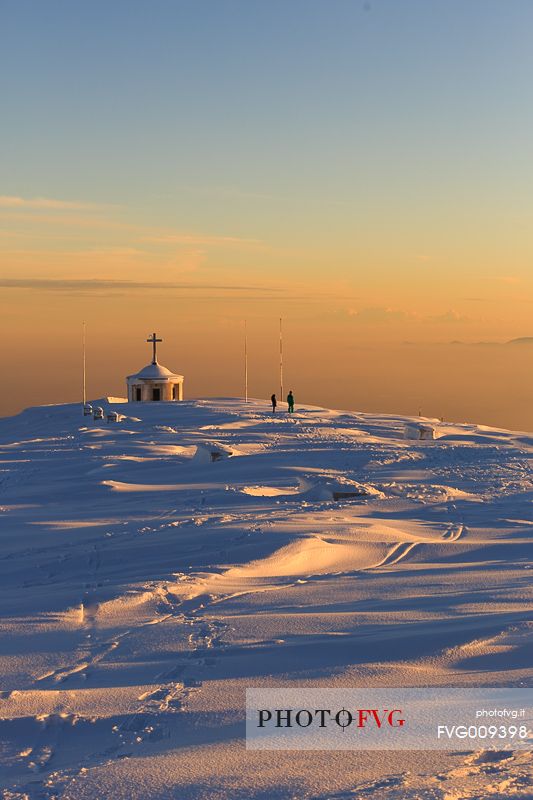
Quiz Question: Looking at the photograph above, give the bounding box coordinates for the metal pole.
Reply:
[244,319,248,403]
[279,317,283,401]
[82,321,86,407]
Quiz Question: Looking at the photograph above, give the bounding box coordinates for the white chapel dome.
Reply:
[127,362,181,381]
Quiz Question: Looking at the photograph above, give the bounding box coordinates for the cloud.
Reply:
[0,199,263,257]
[0,206,263,252]
[0,278,278,294]
[143,233,262,247]
[347,307,415,323]
[338,307,473,325]
[54,247,147,258]
[0,211,135,231]
[0,196,105,210]
[427,310,471,324]
[444,337,533,346]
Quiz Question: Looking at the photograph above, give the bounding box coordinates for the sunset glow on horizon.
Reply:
[1,0,532,428]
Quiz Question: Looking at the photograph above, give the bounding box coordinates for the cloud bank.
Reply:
[0,278,275,293]
[0,196,102,210]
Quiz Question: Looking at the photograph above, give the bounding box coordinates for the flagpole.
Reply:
[279,317,283,401]
[82,321,86,407]
[244,319,248,403]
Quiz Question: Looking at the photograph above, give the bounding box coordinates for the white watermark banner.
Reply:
[246,688,533,750]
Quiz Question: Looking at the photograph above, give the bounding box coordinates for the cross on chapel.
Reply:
[147,332,162,364]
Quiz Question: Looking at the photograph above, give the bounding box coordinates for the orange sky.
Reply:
[1,3,532,429]
[0,238,531,430]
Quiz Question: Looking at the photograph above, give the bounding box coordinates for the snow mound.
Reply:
[298,474,385,502]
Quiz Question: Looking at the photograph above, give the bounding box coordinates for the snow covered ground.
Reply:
[0,397,531,799]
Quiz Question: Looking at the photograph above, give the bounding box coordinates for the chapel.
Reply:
[126,333,184,402]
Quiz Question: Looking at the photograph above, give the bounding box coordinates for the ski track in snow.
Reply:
[0,398,531,799]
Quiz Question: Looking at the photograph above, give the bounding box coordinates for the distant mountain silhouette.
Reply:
[405,338,533,346]
[507,337,533,345]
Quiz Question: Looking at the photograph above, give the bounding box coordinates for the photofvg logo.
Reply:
[246,688,533,750]
[258,707,405,731]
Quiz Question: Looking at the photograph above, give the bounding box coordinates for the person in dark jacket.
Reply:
[271,393,277,413]
[287,390,294,413]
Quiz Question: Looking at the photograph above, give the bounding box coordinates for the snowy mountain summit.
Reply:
[0,398,532,799]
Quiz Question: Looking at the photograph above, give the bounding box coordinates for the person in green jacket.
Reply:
[287,390,294,413]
